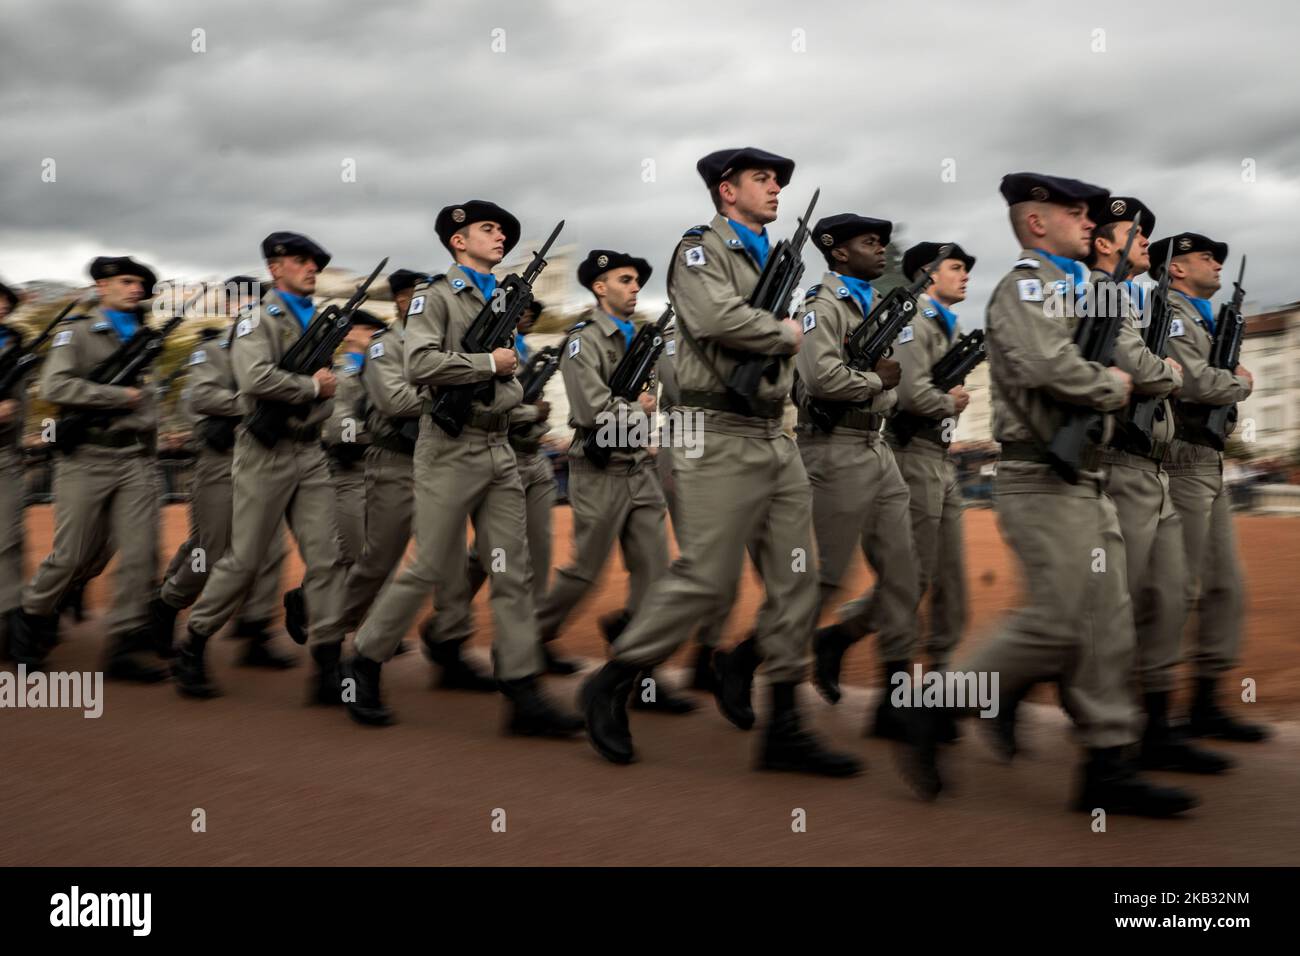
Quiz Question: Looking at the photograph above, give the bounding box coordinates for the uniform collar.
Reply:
[275,289,315,330]
[1175,290,1216,334]
[455,263,497,303]
[1031,247,1089,295]
[724,216,771,269]
[921,293,958,338]
[832,272,875,317]
[710,214,762,272]
[101,306,141,342]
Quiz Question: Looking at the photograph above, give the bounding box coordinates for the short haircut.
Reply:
[709,172,744,212]
[1085,222,1121,266]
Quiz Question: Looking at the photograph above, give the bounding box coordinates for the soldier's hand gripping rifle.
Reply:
[1174,256,1247,451]
[429,222,564,437]
[725,189,819,409]
[888,328,987,448]
[582,304,674,469]
[57,283,208,454]
[1043,210,1142,483]
[244,257,388,449]
[806,244,953,434]
[1113,243,1174,455]
[0,298,80,401]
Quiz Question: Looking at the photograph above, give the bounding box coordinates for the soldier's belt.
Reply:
[885,420,949,448]
[838,409,884,432]
[370,431,415,457]
[80,427,150,450]
[997,441,1056,465]
[679,388,783,421]
[466,410,512,432]
[282,423,321,443]
[1173,423,1219,450]
[1104,438,1171,465]
[508,433,541,456]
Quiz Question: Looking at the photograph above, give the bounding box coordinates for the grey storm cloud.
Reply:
[3,0,1298,319]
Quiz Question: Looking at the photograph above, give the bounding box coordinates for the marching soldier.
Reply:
[1154,231,1265,742]
[1089,204,1234,774]
[12,257,167,680]
[880,242,975,677]
[171,232,352,703]
[150,278,294,669]
[0,279,28,658]
[581,147,860,777]
[793,214,921,740]
[341,200,582,737]
[535,249,692,713]
[948,173,1193,815]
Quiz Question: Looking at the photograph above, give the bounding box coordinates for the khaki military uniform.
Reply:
[351,268,542,680]
[792,272,917,661]
[322,353,370,564]
[24,307,160,642]
[956,250,1136,748]
[159,332,285,621]
[0,324,32,628]
[1163,291,1252,678]
[535,310,668,639]
[185,291,349,648]
[1096,273,1185,693]
[610,215,815,683]
[340,325,422,628]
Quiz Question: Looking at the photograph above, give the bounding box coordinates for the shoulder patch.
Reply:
[804,284,822,300]
[236,317,256,338]
[91,320,111,332]
[568,338,581,358]
[52,329,73,348]
[188,349,207,366]
[684,246,706,268]
[923,308,937,318]
[1016,278,1043,302]
[1014,258,1041,270]
[726,238,743,249]
[835,286,850,299]
[369,341,385,359]
[1169,318,1185,338]
[407,294,426,316]
[802,311,817,332]
[665,339,676,357]
[450,277,466,290]
[897,326,915,344]
[266,304,283,317]
[566,320,589,335]
[682,224,710,238]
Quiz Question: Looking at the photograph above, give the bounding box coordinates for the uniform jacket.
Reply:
[561,307,648,466]
[41,304,158,435]
[228,290,334,430]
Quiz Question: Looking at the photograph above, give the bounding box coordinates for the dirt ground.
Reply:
[3,503,1298,866]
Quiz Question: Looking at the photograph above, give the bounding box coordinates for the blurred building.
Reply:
[1240,303,1300,457]
[953,361,992,444]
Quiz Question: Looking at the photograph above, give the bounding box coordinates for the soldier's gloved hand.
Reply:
[123,387,143,409]
[313,368,337,399]
[1108,366,1133,400]
[0,398,17,424]
[492,347,518,377]
[876,357,902,390]
[948,385,970,413]
[534,399,551,422]
[638,391,657,415]
[780,317,804,353]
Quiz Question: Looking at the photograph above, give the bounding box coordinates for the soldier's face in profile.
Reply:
[833,233,886,280]
[516,307,539,335]
[1042,201,1093,261]
[722,168,781,226]
[933,259,969,304]
[455,221,507,267]
[97,275,146,311]
[595,267,640,318]
[270,255,319,296]
[1174,252,1223,297]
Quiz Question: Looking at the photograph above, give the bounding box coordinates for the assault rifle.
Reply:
[888,328,986,447]
[582,305,674,468]
[1174,256,1247,451]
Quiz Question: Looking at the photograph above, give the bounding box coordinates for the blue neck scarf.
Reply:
[103,308,140,342]
[1034,248,1089,298]
[1176,291,1216,335]
[726,218,771,269]
[342,351,364,374]
[515,334,530,364]
[835,273,876,316]
[928,296,958,338]
[606,312,636,352]
[276,290,315,331]
[458,264,498,303]
[0,327,11,350]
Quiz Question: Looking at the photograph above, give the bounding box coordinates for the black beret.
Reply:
[577,250,653,291]
[89,256,158,293]
[349,309,387,331]
[386,268,428,297]
[902,242,976,282]
[525,299,546,317]
[1087,196,1156,238]
[812,214,893,264]
[261,232,331,270]
[435,201,521,257]
[0,280,19,312]
[197,326,224,342]
[1148,233,1228,278]
[999,172,1109,207]
[696,147,795,189]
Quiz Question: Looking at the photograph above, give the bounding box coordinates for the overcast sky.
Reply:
[3,0,1298,323]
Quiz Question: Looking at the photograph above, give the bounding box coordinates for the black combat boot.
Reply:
[690,644,716,692]
[1140,691,1233,774]
[713,634,761,730]
[812,623,857,705]
[172,627,219,698]
[342,654,393,726]
[283,586,308,646]
[630,667,697,714]
[309,642,344,706]
[233,618,297,670]
[147,593,180,659]
[9,609,57,668]
[983,683,1031,762]
[426,637,498,692]
[869,660,912,741]
[1073,747,1197,818]
[892,707,944,801]
[580,660,640,763]
[501,676,584,738]
[105,628,169,683]
[57,582,86,623]
[1187,676,1269,743]
[760,682,861,777]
